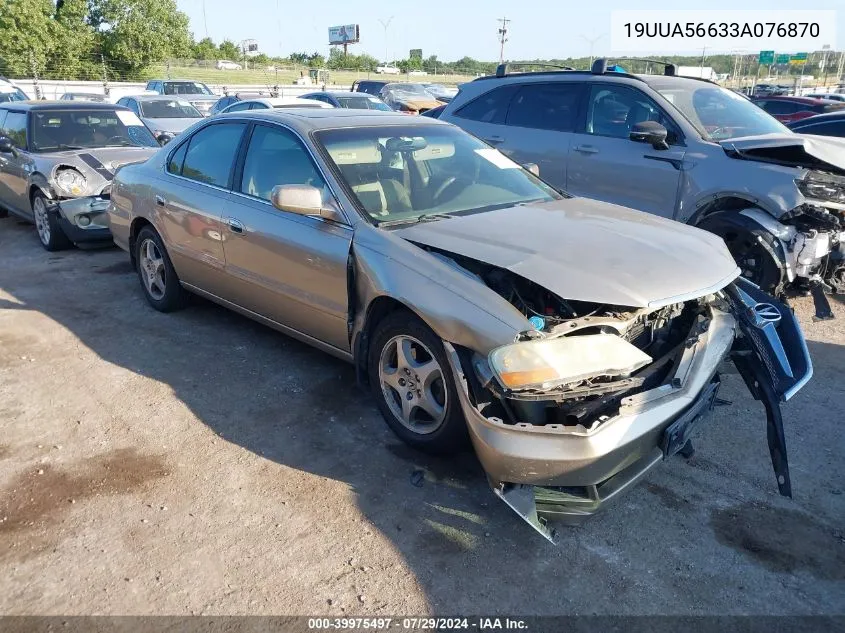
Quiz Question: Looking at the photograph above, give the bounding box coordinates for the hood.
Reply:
[392,198,740,308]
[395,97,443,111]
[141,117,201,134]
[721,133,845,175]
[46,146,156,189]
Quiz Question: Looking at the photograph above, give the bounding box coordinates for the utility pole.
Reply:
[497,17,509,64]
[378,16,394,64]
[29,52,42,100]
[101,55,110,97]
[202,0,209,39]
[699,45,707,74]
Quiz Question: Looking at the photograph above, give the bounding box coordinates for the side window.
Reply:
[0,111,7,130]
[2,111,28,148]
[762,101,798,115]
[227,102,252,112]
[506,83,584,132]
[455,85,518,124]
[179,123,246,187]
[239,124,327,202]
[250,103,269,110]
[167,141,189,175]
[585,84,679,142]
[117,97,128,107]
[145,81,154,90]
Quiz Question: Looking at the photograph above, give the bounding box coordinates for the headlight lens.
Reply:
[489,333,652,391]
[54,167,88,196]
[796,171,845,204]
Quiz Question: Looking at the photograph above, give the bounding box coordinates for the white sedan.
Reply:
[219,97,333,113]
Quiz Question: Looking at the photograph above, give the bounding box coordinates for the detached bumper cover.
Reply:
[54,196,112,243]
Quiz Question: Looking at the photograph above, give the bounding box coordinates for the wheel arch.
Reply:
[688,194,773,226]
[128,217,155,266]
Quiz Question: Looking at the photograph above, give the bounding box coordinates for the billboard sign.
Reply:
[410,48,423,60]
[328,24,360,45]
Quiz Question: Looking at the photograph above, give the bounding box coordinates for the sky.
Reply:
[175,0,844,62]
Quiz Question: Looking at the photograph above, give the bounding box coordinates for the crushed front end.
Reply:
[443,275,811,542]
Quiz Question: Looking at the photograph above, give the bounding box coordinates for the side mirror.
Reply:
[157,133,174,146]
[271,185,343,222]
[0,136,14,153]
[629,121,669,150]
[523,162,540,177]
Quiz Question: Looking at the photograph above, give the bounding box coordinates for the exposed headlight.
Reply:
[489,333,652,391]
[796,172,845,204]
[53,167,88,197]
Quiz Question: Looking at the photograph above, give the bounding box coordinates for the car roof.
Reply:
[131,94,198,101]
[218,108,443,131]
[306,91,374,97]
[0,100,128,111]
[788,111,845,125]
[238,97,332,107]
[757,96,829,104]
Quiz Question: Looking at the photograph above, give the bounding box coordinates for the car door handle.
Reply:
[226,217,245,234]
[573,144,599,154]
[155,195,167,207]
[484,136,505,145]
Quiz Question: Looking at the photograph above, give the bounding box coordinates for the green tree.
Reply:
[52,0,99,80]
[193,37,218,61]
[218,39,240,61]
[0,0,58,77]
[307,52,325,68]
[90,0,192,77]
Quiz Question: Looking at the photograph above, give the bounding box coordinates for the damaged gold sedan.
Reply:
[107,109,812,541]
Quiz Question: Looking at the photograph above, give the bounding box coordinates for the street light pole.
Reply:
[497,17,510,64]
[378,16,394,65]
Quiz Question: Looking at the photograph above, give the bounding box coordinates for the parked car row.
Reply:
[434,59,845,317]
[0,87,813,540]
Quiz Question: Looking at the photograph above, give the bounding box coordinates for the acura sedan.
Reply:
[107,109,811,540]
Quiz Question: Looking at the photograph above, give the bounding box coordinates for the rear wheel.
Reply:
[368,311,468,454]
[32,191,71,251]
[134,225,188,312]
[697,212,785,294]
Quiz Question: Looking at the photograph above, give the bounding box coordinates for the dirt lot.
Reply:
[1,214,844,616]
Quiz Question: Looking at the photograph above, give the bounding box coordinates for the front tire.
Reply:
[368,310,468,454]
[32,191,71,251]
[134,226,188,312]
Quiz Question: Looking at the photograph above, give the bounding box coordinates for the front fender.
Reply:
[350,227,530,357]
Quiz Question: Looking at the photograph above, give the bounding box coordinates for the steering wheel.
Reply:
[432,176,459,202]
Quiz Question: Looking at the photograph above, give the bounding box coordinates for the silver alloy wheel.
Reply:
[139,238,166,300]
[33,196,50,245]
[378,334,448,434]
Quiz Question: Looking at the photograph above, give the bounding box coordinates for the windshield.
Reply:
[30,109,159,151]
[0,88,28,103]
[337,96,392,111]
[384,84,431,98]
[316,125,561,224]
[140,99,202,119]
[650,79,790,141]
[163,82,213,96]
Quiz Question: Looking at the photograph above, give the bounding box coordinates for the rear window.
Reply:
[454,85,519,124]
[505,83,584,132]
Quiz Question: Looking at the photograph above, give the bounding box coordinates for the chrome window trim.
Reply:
[161,116,350,225]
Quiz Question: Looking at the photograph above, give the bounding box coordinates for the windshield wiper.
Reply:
[378,212,454,227]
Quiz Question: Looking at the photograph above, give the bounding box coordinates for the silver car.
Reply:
[0,101,159,250]
[116,95,205,143]
[440,60,845,317]
[107,109,811,540]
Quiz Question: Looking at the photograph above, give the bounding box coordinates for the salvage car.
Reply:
[116,95,205,142]
[379,83,444,114]
[0,101,159,250]
[753,95,845,123]
[218,97,333,113]
[144,80,219,116]
[107,109,811,540]
[787,111,845,138]
[300,91,393,111]
[439,59,845,317]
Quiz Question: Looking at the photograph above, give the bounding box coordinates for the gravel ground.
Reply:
[1,214,844,616]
